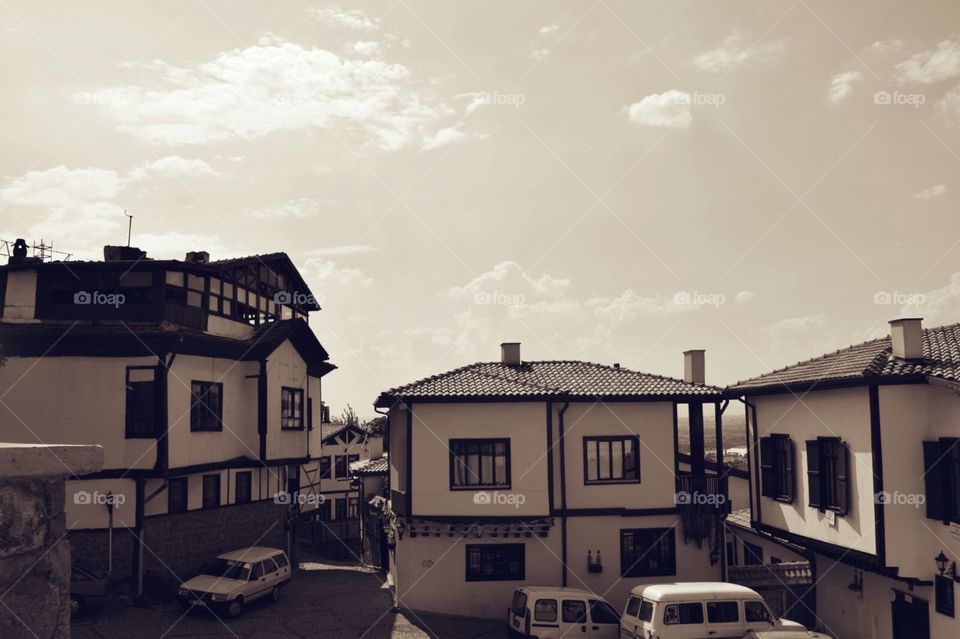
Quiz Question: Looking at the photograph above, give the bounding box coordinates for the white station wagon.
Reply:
[178,546,291,617]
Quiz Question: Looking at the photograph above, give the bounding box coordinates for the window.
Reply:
[347,497,359,519]
[235,471,252,504]
[726,541,737,566]
[335,498,347,520]
[202,474,221,509]
[307,398,313,431]
[534,599,557,622]
[319,456,332,480]
[168,477,188,513]
[923,438,960,524]
[806,437,849,514]
[745,601,772,623]
[760,434,794,502]
[562,600,587,623]
[318,499,331,521]
[273,554,288,569]
[335,455,349,479]
[625,596,642,618]
[620,528,676,577]
[190,381,223,432]
[589,600,620,624]
[584,436,640,484]
[465,544,524,581]
[511,591,528,617]
[663,603,703,625]
[125,367,158,438]
[638,600,654,623]
[743,542,763,565]
[450,438,510,489]
[706,601,740,623]
[251,562,264,579]
[281,387,304,430]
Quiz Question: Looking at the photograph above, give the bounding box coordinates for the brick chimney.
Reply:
[501,342,521,366]
[684,349,705,385]
[185,251,210,264]
[889,318,923,360]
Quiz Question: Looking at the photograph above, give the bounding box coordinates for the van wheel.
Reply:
[226,597,243,618]
[271,586,281,602]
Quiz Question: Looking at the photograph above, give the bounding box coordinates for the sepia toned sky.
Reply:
[3,1,960,417]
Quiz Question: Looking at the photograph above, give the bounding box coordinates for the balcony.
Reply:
[676,472,730,512]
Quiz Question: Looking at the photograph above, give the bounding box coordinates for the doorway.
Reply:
[891,590,930,639]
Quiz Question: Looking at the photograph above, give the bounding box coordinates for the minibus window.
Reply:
[707,601,740,623]
[535,599,557,622]
[511,591,528,617]
[626,596,642,617]
[638,600,654,622]
[745,601,772,622]
[664,603,704,624]
[562,600,587,623]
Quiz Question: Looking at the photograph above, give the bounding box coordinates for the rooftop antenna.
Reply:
[125,210,133,246]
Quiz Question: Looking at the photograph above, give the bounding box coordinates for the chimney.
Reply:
[185,251,210,264]
[103,245,146,261]
[889,318,923,360]
[684,349,705,385]
[501,342,521,366]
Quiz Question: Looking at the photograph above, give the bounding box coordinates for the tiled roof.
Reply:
[351,455,388,476]
[375,360,722,407]
[728,322,960,392]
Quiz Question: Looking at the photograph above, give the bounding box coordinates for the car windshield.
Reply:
[200,558,249,580]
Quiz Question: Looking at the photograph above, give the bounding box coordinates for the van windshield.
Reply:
[200,558,249,581]
[511,591,528,616]
[638,599,654,622]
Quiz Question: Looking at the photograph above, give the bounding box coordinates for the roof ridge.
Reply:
[732,334,890,386]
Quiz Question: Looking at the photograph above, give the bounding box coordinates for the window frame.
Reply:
[280,386,305,430]
[449,438,511,491]
[805,437,849,515]
[464,543,525,582]
[125,366,160,439]
[190,380,224,432]
[923,437,960,524]
[620,527,677,578]
[168,477,188,513]
[319,456,332,480]
[335,455,349,480]
[582,435,641,485]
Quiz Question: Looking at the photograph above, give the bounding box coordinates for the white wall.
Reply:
[2,270,37,320]
[265,339,314,460]
[752,387,877,555]
[65,478,137,529]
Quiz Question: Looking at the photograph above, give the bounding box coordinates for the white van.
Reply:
[620,582,806,639]
[508,586,621,639]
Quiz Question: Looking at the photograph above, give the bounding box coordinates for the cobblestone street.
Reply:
[70,559,507,639]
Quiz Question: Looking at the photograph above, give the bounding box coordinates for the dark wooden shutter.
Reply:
[760,437,775,497]
[924,441,945,522]
[806,440,821,508]
[948,440,960,523]
[835,442,849,515]
[784,438,795,501]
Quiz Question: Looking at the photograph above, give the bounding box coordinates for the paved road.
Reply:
[71,559,507,639]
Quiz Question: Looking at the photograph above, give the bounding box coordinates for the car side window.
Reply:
[534,599,558,622]
[745,601,772,622]
[273,554,289,569]
[707,601,740,623]
[562,600,587,623]
[251,562,264,579]
[589,600,620,624]
[664,603,704,625]
[625,596,641,617]
[264,558,279,572]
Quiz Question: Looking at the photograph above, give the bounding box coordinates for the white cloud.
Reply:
[458,92,491,116]
[914,184,946,200]
[311,6,380,31]
[303,257,372,288]
[307,245,378,257]
[127,156,219,181]
[448,261,571,301]
[905,273,960,324]
[935,83,960,125]
[0,166,122,208]
[539,24,559,36]
[529,48,551,62]
[869,39,904,55]
[692,33,788,74]
[828,71,863,103]
[894,39,960,84]
[735,290,755,304]
[764,314,826,335]
[627,90,692,129]
[422,124,486,150]
[76,37,454,149]
[243,198,331,219]
[352,41,380,56]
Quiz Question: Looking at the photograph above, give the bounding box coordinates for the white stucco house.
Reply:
[0,241,335,592]
[728,317,960,639]
[374,342,731,619]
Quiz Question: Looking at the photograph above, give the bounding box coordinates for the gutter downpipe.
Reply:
[558,396,571,587]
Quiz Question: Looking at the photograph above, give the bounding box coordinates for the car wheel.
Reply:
[69,595,85,617]
[271,586,281,602]
[226,597,243,618]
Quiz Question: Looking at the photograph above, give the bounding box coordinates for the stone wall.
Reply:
[0,443,103,639]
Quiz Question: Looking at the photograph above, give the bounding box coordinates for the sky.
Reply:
[3,1,960,418]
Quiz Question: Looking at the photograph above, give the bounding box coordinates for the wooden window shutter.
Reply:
[923,441,946,522]
[784,438,795,501]
[760,437,775,498]
[945,438,960,523]
[806,440,821,508]
[835,441,850,515]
